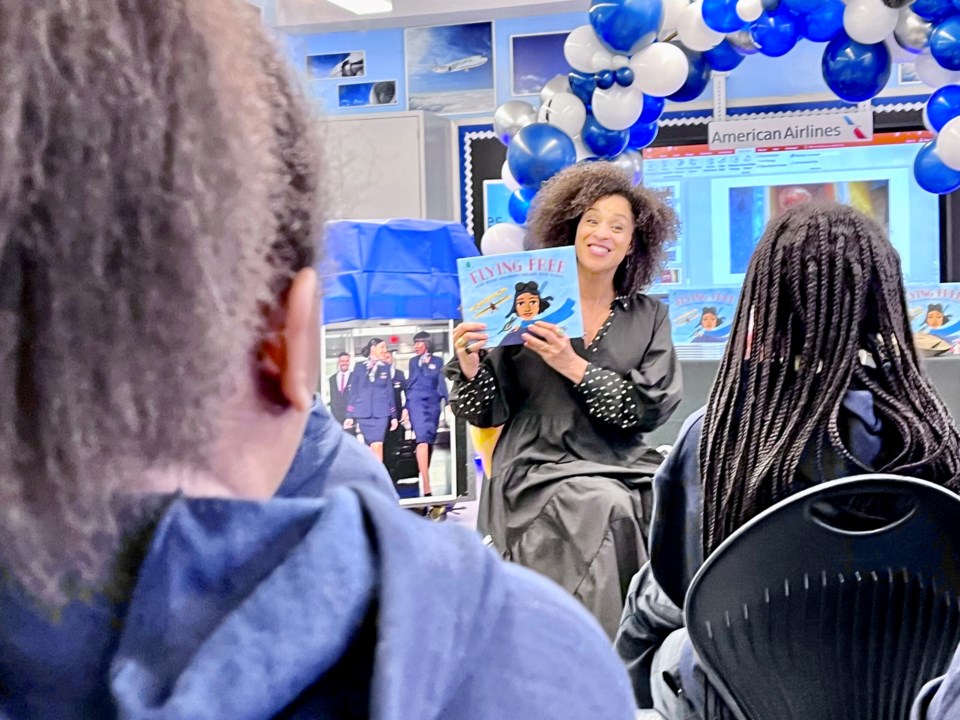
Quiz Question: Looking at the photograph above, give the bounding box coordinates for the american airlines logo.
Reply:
[708,111,874,151]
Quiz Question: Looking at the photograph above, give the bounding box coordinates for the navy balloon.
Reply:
[751,7,800,57]
[704,39,746,71]
[928,85,960,132]
[761,0,781,10]
[627,119,660,150]
[508,187,537,224]
[667,44,712,102]
[637,93,665,124]
[568,71,597,108]
[616,66,636,86]
[913,0,955,22]
[702,0,746,33]
[795,0,844,42]
[821,35,891,103]
[589,0,663,54]
[596,69,616,90]
[930,17,960,72]
[915,141,960,194]
[583,115,631,157]
[781,0,827,12]
[507,123,577,188]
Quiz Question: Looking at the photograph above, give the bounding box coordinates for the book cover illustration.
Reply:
[906,283,960,350]
[457,246,583,347]
[669,288,741,345]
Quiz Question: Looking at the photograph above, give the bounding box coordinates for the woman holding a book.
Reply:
[446,162,682,637]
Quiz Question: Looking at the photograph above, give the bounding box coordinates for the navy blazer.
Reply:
[346,362,397,420]
[406,354,449,402]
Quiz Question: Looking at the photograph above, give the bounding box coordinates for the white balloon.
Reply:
[612,149,645,184]
[591,48,616,73]
[564,25,610,74]
[937,116,960,170]
[592,84,646,131]
[678,1,724,51]
[916,49,960,88]
[501,160,521,193]
[540,74,571,103]
[629,42,690,97]
[884,34,916,65]
[736,0,763,23]
[843,0,898,45]
[612,54,631,68]
[538,92,588,139]
[660,0,692,40]
[480,223,526,255]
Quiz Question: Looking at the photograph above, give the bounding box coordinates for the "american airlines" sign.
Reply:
[708,111,874,151]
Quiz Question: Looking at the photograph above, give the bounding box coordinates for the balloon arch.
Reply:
[481,0,960,255]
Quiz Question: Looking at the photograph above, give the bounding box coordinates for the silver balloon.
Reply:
[540,74,571,104]
[493,101,537,146]
[726,30,760,56]
[611,150,644,185]
[893,7,931,55]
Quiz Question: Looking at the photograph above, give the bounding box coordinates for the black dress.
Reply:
[446,293,682,637]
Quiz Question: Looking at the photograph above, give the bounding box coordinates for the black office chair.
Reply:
[684,474,960,720]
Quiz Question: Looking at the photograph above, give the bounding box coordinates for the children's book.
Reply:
[905,283,960,350]
[457,246,583,347]
[668,288,741,345]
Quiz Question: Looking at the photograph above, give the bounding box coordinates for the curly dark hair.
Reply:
[0,0,318,604]
[525,162,678,294]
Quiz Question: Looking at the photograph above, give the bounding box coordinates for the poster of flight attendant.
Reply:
[405,22,495,115]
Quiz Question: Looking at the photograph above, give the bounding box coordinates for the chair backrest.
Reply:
[685,474,960,720]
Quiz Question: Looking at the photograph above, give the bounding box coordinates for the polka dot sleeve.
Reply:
[573,363,644,429]
[451,364,498,424]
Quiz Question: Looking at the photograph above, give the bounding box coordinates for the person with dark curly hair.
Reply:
[0,3,639,718]
[446,162,683,638]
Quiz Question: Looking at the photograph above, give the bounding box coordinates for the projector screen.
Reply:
[643,130,942,293]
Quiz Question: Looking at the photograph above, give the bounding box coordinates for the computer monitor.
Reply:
[643,130,942,292]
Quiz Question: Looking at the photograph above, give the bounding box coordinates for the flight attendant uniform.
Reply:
[406,353,449,444]
[346,361,397,445]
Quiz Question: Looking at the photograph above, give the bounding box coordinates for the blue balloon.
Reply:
[583,115,631,157]
[781,0,827,12]
[913,0,955,22]
[616,66,636,86]
[928,85,960,132]
[667,44,712,102]
[589,0,663,54]
[596,69,616,90]
[507,123,577,189]
[704,39,746,71]
[702,0,746,33]
[751,7,800,57]
[508,187,537,224]
[821,34,891,103]
[795,0,844,42]
[568,71,597,108]
[915,141,960,194]
[627,119,660,150]
[930,17,960,72]
[761,0,781,9]
[637,93,665,124]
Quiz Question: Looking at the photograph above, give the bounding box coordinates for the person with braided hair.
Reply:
[615,202,960,716]
[446,162,683,638]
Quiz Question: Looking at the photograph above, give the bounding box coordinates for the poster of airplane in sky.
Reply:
[405,21,495,116]
[510,32,571,96]
[307,51,366,79]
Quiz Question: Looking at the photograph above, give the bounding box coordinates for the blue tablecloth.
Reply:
[321,219,480,324]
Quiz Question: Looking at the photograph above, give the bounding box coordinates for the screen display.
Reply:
[643,130,941,292]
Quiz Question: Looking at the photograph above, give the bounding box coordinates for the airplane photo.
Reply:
[329,51,365,78]
[432,54,489,73]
